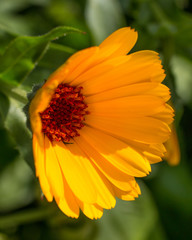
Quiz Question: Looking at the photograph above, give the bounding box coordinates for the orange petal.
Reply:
[53,141,97,204]
[78,201,103,219]
[55,176,80,218]
[114,183,141,200]
[79,126,151,177]
[99,27,138,57]
[33,134,53,202]
[44,46,99,86]
[44,136,64,200]
[87,95,166,117]
[85,82,159,104]
[64,142,116,209]
[86,114,171,144]
[80,58,164,96]
[74,136,141,192]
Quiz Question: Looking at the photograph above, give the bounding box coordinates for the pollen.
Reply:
[40,83,89,142]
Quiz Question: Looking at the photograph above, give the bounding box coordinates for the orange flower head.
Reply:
[29,27,174,219]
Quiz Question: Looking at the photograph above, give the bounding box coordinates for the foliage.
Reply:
[0,0,192,239]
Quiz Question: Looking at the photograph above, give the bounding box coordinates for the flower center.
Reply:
[40,83,89,142]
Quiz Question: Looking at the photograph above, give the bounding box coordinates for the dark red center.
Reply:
[40,83,89,142]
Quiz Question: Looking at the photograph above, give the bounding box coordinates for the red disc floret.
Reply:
[40,83,89,142]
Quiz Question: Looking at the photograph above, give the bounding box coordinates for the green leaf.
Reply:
[0,26,82,86]
[5,99,34,172]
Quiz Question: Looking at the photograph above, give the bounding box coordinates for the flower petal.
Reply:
[33,134,53,202]
[143,152,162,164]
[80,60,164,96]
[114,184,140,200]
[53,141,97,204]
[71,55,129,86]
[147,84,171,102]
[85,82,160,103]
[87,95,166,117]
[79,126,151,177]
[44,46,99,86]
[86,115,171,144]
[78,201,103,219]
[99,27,138,56]
[74,136,140,192]
[55,176,80,218]
[53,140,116,209]
[152,103,174,124]
[44,136,64,200]
[125,140,166,158]
[64,142,116,209]
[72,50,162,88]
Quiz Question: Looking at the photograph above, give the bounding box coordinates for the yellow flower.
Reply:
[29,27,174,219]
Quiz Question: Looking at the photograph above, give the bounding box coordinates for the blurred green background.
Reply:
[0,0,192,239]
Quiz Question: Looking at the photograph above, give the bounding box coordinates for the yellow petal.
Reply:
[144,143,166,157]
[114,185,140,200]
[80,59,164,96]
[99,27,138,57]
[152,103,174,124]
[64,47,102,83]
[80,126,151,177]
[44,136,64,200]
[86,82,159,104]
[76,50,163,96]
[44,46,99,86]
[74,136,140,192]
[78,201,103,219]
[55,176,80,218]
[66,142,116,209]
[86,115,171,144]
[143,152,163,164]
[71,55,129,86]
[121,139,166,158]
[33,134,53,202]
[53,141,97,204]
[88,95,166,117]
[146,84,171,102]
[87,165,116,209]
[129,50,159,60]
